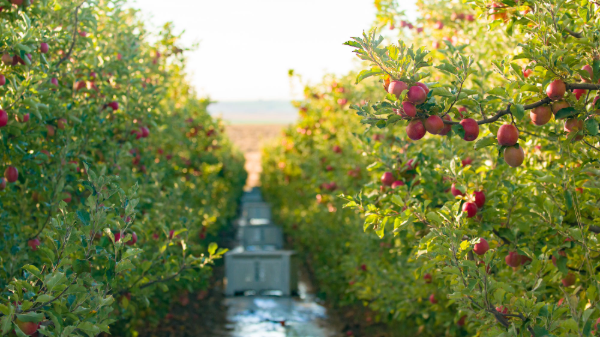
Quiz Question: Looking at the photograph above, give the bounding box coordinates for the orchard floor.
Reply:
[137,223,346,337]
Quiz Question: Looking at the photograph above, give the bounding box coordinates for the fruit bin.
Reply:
[225,247,298,296]
[238,223,284,249]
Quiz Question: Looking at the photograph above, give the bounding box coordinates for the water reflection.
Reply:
[222,281,340,337]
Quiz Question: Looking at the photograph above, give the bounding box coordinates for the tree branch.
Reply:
[56,1,86,68]
[564,27,582,38]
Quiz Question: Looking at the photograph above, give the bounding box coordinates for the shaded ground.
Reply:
[225,124,286,188]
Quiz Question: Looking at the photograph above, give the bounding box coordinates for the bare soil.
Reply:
[224,124,287,188]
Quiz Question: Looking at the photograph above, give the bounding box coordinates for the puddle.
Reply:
[221,279,341,337]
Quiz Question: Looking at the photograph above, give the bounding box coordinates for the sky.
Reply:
[129,0,417,102]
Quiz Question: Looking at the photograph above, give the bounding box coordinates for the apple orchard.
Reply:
[0,0,245,336]
[262,0,600,336]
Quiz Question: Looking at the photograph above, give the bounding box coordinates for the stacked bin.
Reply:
[225,188,298,296]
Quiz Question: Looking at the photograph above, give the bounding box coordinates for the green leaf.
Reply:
[510,104,525,121]
[391,195,404,206]
[488,87,508,97]
[1,316,12,335]
[355,68,383,84]
[116,259,135,273]
[76,210,90,226]
[426,212,443,224]
[22,265,41,278]
[474,136,496,150]
[208,242,218,255]
[122,248,143,260]
[432,87,454,97]
[44,272,66,291]
[520,84,540,93]
[73,259,91,274]
[585,118,598,136]
[554,107,578,119]
[35,294,53,303]
[16,312,45,323]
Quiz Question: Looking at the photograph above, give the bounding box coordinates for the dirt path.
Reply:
[224,124,287,188]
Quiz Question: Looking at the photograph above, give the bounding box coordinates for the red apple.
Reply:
[429,293,437,304]
[0,109,7,127]
[522,68,533,78]
[108,101,119,110]
[434,21,444,30]
[40,42,49,54]
[530,105,552,125]
[552,101,570,114]
[424,273,432,284]
[391,180,405,189]
[388,80,408,98]
[496,306,508,314]
[552,250,567,267]
[415,82,429,94]
[326,165,333,171]
[406,159,418,170]
[438,115,452,135]
[4,166,18,183]
[78,30,87,37]
[27,238,40,251]
[46,124,55,137]
[140,126,150,138]
[451,183,464,197]
[406,119,426,140]
[562,272,576,287]
[504,146,524,167]
[425,115,444,134]
[505,251,521,267]
[0,74,5,86]
[0,178,5,191]
[564,118,584,141]
[546,79,566,100]
[457,315,466,327]
[398,101,416,117]
[381,172,394,186]
[473,238,489,255]
[57,118,67,130]
[62,192,72,203]
[460,118,479,141]
[333,145,342,154]
[169,230,175,239]
[15,319,39,335]
[461,157,472,167]
[16,113,30,123]
[337,98,347,105]
[51,77,59,86]
[407,86,427,104]
[582,65,593,82]
[497,124,519,146]
[473,191,485,208]
[1,53,11,65]
[462,202,477,218]
[573,89,586,100]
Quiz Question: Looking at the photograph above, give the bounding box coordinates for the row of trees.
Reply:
[0,0,245,335]
[263,0,599,336]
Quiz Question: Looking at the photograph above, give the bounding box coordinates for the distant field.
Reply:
[208,100,298,124]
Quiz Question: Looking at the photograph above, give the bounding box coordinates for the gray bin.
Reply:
[225,248,298,296]
[239,224,283,249]
[241,188,263,203]
[241,202,272,221]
